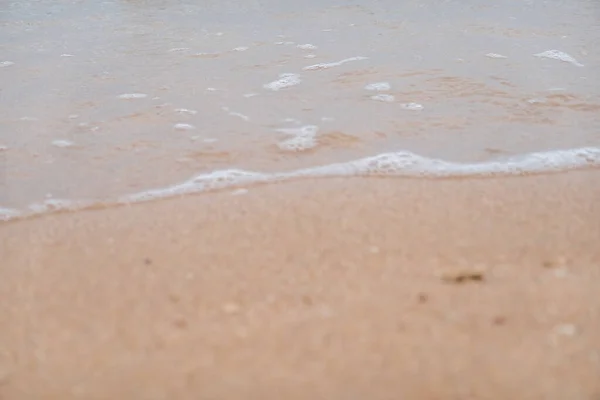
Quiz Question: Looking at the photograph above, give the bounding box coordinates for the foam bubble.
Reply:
[222,107,250,121]
[371,94,395,102]
[294,147,600,178]
[117,93,148,99]
[0,61,15,68]
[485,53,507,59]
[0,208,20,221]
[401,102,424,111]
[175,108,198,115]
[192,52,220,58]
[120,147,600,204]
[232,46,249,52]
[263,73,301,91]
[303,56,368,71]
[276,125,319,152]
[120,169,271,204]
[278,135,317,152]
[174,123,195,130]
[365,82,391,91]
[534,50,584,67]
[527,98,546,104]
[276,125,319,136]
[28,198,86,214]
[297,44,317,50]
[51,140,75,148]
[2,147,599,222]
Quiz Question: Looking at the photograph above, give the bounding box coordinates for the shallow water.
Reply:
[1,0,599,214]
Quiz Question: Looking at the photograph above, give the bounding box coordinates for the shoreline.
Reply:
[2,145,600,224]
[1,171,600,399]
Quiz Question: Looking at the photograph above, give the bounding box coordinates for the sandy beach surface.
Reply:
[2,171,600,399]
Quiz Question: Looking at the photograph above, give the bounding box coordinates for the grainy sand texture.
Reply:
[2,172,600,399]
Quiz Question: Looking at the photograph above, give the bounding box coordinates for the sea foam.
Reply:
[2,147,599,222]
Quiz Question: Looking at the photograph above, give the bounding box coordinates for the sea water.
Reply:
[1,0,599,221]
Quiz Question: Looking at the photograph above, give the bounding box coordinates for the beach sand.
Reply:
[1,170,600,399]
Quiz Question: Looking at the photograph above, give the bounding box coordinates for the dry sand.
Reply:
[1,171,600,399]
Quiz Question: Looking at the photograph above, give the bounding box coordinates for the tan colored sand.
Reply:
[1,171,600,399]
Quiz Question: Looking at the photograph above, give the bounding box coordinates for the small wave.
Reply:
[303,56,368,71]
[0,207,21,222]
[533,50,584,67]
[263,73,301,91]
[2,147,599,223]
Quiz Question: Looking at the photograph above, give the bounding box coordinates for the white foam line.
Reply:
[117,93,148,99]
[263,73,301,91]
[0,208,21,221]
[365,82,391,91]
[303,56,368,71]
[3,147,599,223]
[534,50,584,67]
[119,170,274,204]
[230,112,249,121]
[485,53,507,59]
[292,147,600,178]
[297,44,317,50]
[222,107,250,121]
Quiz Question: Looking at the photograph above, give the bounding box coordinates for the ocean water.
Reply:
[1,0,599,221]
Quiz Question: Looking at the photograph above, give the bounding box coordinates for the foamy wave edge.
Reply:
[2,147,599,223]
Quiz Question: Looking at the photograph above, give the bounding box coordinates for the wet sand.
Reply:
[2,171,600,399]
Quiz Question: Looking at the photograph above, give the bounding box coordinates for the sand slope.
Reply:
[1,172,600,399]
